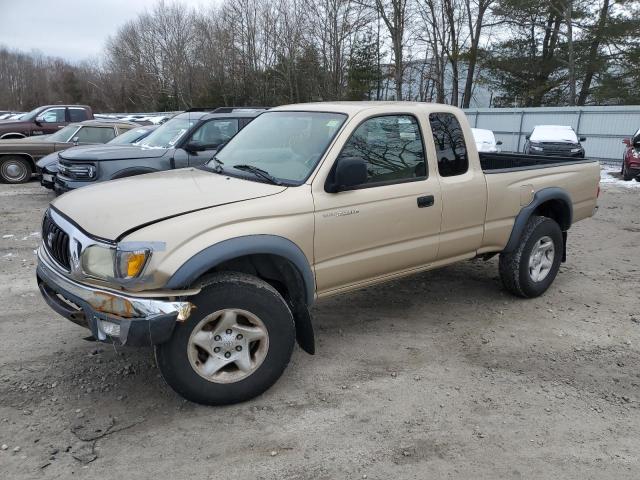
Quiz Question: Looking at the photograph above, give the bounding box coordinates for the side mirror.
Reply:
[35,115,44,125]
[328,157,367,192]
[496,140,503,146]
[185,141,206,153]
[72,136,79,146]
[623,138,631,146]
[525,135,530,140]
[579,136,586,142]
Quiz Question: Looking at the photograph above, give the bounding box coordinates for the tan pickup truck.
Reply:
[36,102,600,405]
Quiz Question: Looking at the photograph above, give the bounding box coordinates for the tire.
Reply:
[622,163,634,181]
[155,272,295,405]
[0,156,32,184]
[498,216,563,298]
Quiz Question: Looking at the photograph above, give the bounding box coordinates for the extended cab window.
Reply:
[69,108,89,122]
[429,112,468,177]
[339,115,426,185]
[74,126,116,143]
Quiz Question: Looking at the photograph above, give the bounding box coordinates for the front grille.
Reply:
[42,214,71,270]
[58,160,96,180]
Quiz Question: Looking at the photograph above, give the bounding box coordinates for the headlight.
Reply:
[570,147,581,153]
[81,244,151,280]
[530,144,543,151]
[82,245,115,279]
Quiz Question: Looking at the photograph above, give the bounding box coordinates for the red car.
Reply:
[622,130,640,181]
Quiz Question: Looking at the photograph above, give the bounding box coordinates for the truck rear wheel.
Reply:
[155,272,295,405]
[499,216,563,298]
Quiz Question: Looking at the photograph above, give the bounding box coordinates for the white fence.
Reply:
[463,106,640,164]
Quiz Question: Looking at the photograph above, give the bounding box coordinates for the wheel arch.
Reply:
[504,187,573,253]
[165,235,316,354]
[0,132,26,139]
[0,152,35,171]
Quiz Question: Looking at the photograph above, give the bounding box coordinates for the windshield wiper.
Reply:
[232,164,282,185]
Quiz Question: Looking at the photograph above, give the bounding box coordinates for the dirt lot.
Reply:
[0,173,639,479]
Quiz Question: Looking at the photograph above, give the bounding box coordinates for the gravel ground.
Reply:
[0,175,639,479]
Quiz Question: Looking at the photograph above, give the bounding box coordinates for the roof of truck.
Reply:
[271,101,461,115]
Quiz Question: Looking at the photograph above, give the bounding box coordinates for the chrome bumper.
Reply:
[36,248,193,345]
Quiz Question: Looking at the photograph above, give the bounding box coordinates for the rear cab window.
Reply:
[428,112,468,177]
[68,108,89,122]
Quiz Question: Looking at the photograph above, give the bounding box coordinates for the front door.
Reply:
[312,114,442,295]
[186,118,240,167]
[34,107,67,135]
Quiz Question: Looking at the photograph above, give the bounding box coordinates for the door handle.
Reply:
[417,195,435,208]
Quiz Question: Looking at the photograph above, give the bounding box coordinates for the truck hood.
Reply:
[51,168,287,240]
[59,145,168,161]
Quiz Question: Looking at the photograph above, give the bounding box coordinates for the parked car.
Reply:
[37,125,158,190]
[0,119,138,184]
[523,125,586,158]
[36,102,601,405]
[471,128,502,153]
[54,107,265,193]
[621,128,640,181]
[0,105,94,140]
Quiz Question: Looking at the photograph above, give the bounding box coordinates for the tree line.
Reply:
[0,0,638,113]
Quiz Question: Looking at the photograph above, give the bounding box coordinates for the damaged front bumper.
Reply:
[36,248,193,346]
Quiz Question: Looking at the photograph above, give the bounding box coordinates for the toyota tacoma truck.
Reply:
[36,102,600,405]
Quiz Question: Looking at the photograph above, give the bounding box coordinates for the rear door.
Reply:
[312,113,442,294]
[427,111,487,261]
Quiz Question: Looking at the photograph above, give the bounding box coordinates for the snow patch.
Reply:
[600,165,640,189]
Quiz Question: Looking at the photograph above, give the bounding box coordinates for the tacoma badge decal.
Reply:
[322,209,359,218]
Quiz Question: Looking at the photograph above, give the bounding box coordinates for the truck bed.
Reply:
[479,152,598,173]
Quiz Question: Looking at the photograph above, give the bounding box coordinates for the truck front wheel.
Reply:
[155,272,295,405]
[499,216,563,298]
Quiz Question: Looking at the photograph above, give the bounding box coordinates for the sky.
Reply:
[0,0,211,63]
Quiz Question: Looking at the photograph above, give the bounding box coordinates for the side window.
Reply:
[189,119,239,148]
[429,112,468,177]
[41,108,66,123]
[74,126,116,143]
[69,108,88,122]
[339,115,426,185]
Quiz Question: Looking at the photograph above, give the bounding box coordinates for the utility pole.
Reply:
[566,0,575,106]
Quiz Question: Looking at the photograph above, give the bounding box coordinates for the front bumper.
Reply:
[54,174,93,194]
[36,249,193,346]
[528,149,584,158]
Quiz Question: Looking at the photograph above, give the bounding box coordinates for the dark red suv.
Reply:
[622,130,640,181]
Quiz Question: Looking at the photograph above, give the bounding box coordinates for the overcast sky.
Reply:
[0,0,211,62]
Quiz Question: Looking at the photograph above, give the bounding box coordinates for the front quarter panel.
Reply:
[119,185,315,293]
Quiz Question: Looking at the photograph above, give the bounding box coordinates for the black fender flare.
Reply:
[165,235,316,353]
[111,167,158,180]
[504,187,573,253]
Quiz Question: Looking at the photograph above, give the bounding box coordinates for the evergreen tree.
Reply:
[346,33,380,101]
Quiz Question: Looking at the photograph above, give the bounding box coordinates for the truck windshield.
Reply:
[138,117,197,149]
[210,111,347,184]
